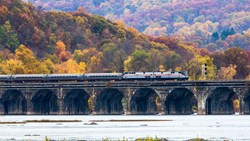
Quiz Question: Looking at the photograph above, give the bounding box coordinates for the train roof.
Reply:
[48,74,83,78]
[11,74,47,77]
[124,71,186,74]
[84,73,122,76]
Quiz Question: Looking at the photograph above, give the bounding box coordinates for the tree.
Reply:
[217,64,237,80]
[91,16,109,35]
[164,51,182,70]
[146,49,165,71]
[88,56,102,72]
[2,21,20,52]
[55,59,86,73]
[223,47,250,79]
[100,42,118,70]
[55,40,66,56]
[43,59,55,73]
[15,44,35,64]
[128,49,149,71]
[59,51,71,62]
[187,55,216,80]
[1,59,25,74]
[112,49,127,72]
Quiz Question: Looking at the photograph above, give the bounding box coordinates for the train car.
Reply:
[47,74,84,82]
[11,74,47,82]
[84,73,123,81]
[0,71,188,83]
[122,72,153,80]
[0,75,12,82]
[122,71,188,80]
[154,71,188,80]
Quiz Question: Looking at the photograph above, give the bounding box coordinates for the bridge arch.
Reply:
[206,87,236,115]
[165,88,196,115]
[94,88,124,114]
[1,90,27,115]
[62,89,90,115]
[130,88,158,115]
[242,89,250,114]
[32,89,58,114]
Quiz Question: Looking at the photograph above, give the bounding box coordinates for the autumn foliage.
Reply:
[0,0,250,80]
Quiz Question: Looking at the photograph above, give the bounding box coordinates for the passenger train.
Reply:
[0,71,188,82]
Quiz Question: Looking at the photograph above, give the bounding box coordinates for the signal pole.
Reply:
[201,63,207,80]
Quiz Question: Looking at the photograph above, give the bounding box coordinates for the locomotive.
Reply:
[0,71,188,82]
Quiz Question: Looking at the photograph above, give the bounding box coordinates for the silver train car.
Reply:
[122,71,188,80]
[0,71,188,82]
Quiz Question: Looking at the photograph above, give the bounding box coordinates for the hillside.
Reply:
[27,0,250,50]
[0,0,250,80]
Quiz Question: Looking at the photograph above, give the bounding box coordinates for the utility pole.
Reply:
[201,63,207,80]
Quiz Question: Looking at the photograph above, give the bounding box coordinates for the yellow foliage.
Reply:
[124,56,132,72]
[233,99,240,113]
[88,56,101,72]
[188,55,216,80]
[1,59,25,74]
[15,44,36,64]
[175,67,181,72]
[150,42,168,50]
[115,20,126,29]
[76,16,85,25]
[88,97,94,112]
[217,64,237,80]
[54,59,86,73]
[179,43,198,56]
[79,62,86,73]
[127,27,140,37]
[43,59,55,73]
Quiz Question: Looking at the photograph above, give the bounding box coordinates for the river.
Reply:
[0,114,249,141]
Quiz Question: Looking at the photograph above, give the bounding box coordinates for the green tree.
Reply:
[3,21,20,52]
[129,49,149,71]
[100,42,118,71]
[91,16,109,35]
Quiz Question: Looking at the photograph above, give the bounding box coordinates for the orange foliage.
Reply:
[55,41,66,56]
[0,6,8,14]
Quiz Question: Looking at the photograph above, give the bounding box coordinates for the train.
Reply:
[0,71,188,82]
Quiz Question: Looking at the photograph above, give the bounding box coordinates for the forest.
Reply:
[29,0,250,50]
[0,0,250,80]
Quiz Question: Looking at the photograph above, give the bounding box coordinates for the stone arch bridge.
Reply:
[0,80,250,115]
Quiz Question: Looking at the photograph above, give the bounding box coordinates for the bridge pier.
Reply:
[57,88,63,115]
[233,88,248,115]
[191,87,213,115]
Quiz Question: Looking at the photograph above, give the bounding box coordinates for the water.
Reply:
[0,115,249,141]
